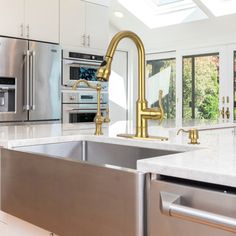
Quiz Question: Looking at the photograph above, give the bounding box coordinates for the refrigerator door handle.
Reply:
[30,51,36,110]
[23,50,30,111]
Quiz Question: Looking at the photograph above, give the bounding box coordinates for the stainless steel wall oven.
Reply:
[62,91,108,123]
[62,50,108,123]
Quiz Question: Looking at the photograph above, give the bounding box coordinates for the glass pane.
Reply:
[183,54,219,120]
[183,57,193,119]
[146,58,176,119]
[195,55,219,120]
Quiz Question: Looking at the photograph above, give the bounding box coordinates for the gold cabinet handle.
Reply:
[226,96,229,103]
[221,107,225,119]
[226,107,230,119]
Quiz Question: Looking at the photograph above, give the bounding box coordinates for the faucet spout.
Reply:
[97,31,146,102]
[97,31,166,140]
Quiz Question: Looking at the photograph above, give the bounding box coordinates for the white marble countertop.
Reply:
[1,120,236,188]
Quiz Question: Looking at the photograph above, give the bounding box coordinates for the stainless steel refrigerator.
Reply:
[0,37,61,122]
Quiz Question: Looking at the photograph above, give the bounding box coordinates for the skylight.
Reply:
[118,0,208,28]
[200,0,236,17]
[155,0,184,6]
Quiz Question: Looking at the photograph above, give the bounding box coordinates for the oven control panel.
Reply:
[62,92,108,104]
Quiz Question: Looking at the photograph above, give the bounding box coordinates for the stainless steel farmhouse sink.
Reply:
[1,140,179,236]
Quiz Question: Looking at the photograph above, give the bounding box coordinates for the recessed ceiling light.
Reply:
[114,11,124,18]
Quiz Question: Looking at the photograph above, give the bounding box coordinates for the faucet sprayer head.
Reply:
[96,56,112,81]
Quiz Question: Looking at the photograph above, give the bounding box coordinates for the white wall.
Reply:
[143,14,236,53]
[109,50,128,122]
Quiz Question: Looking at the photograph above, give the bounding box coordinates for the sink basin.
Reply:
[15,140,178,170]
[1,140,179,236]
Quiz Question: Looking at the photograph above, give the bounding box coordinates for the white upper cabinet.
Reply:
[60,0,86,48]
[0,0,25,38]
[25,0,59,43]
[60,0,109,52]
[85,2,109,51]
[0,0,59,43]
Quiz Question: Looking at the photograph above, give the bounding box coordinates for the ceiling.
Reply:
[109,0,236,51]
[110,0,236,30]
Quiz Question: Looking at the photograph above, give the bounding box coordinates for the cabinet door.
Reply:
[85,2,108,51]
[60,0,86,48]
[0,0,24,38]
[25,0,59,43]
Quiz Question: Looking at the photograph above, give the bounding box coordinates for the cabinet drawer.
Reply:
[149,178,236,236]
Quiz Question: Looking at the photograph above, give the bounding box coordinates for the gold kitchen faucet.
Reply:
[72,79,104,135]
[96,31,167,141]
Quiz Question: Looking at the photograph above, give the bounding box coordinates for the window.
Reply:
[146,58,176,119]
[183,54,219,120]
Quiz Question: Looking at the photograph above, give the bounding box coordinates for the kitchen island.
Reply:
[0,120,236,236]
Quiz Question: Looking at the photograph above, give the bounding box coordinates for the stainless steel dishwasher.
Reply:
[1,141,178,236]
[149,176,236,236]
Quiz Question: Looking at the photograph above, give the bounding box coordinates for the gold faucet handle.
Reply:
[158,89,164,124]
[104,106,111,123]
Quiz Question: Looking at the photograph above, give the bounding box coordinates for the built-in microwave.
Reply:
[62,50,108,89]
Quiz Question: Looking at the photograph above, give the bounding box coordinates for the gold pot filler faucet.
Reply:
[96,31,168,141]
[72,79,105,136]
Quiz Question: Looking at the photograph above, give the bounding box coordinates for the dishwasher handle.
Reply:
[160,191,236,233]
